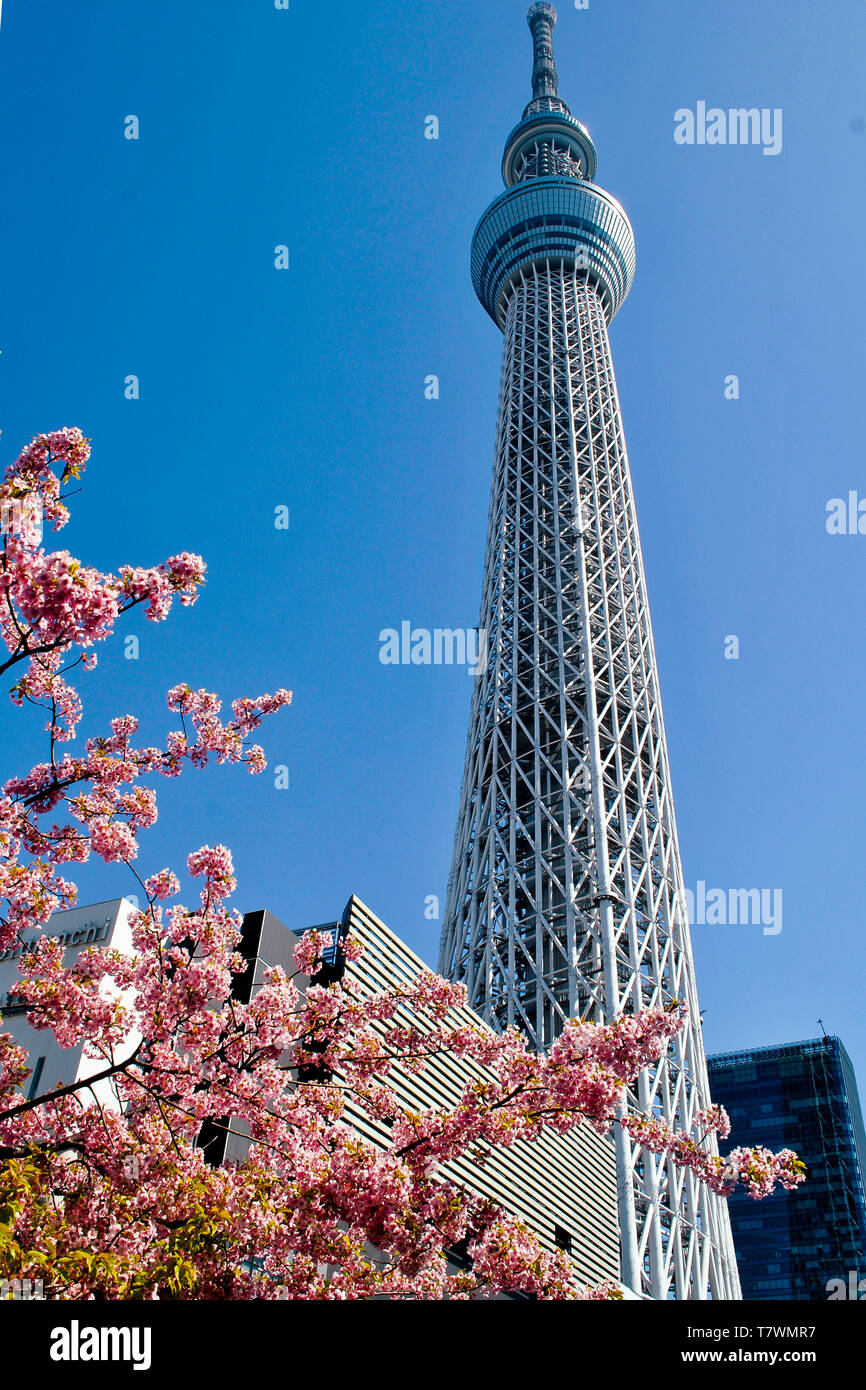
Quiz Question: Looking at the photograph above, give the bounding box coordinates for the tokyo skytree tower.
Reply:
[438,5,740,1299]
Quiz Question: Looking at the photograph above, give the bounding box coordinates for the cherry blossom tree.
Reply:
[0,430,804,1300]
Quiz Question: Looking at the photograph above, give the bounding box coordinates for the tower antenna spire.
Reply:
[527,3,560,100]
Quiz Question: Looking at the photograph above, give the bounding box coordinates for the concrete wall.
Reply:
[0,898,136,1102]
[340,895,621,1289]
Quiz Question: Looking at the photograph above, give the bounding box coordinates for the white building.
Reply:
[0,897,137,1108]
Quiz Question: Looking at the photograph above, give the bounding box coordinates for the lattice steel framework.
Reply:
[438,4,741,1300]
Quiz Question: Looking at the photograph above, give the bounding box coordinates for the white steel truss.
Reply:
[439,261,741,1299]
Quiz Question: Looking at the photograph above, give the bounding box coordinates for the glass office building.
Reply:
[707,1036,866,1300]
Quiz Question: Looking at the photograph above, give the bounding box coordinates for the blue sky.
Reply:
[1,1,865,1087]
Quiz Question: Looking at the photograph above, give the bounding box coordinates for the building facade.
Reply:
[438,3,739,1298]
[216,896,623,1293]
[707,1036,866,1300]
[0,897,137,1110]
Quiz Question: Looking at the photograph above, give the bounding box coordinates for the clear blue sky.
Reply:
[1,1,865,1086]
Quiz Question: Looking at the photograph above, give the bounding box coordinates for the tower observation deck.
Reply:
[439,4,741,1299]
